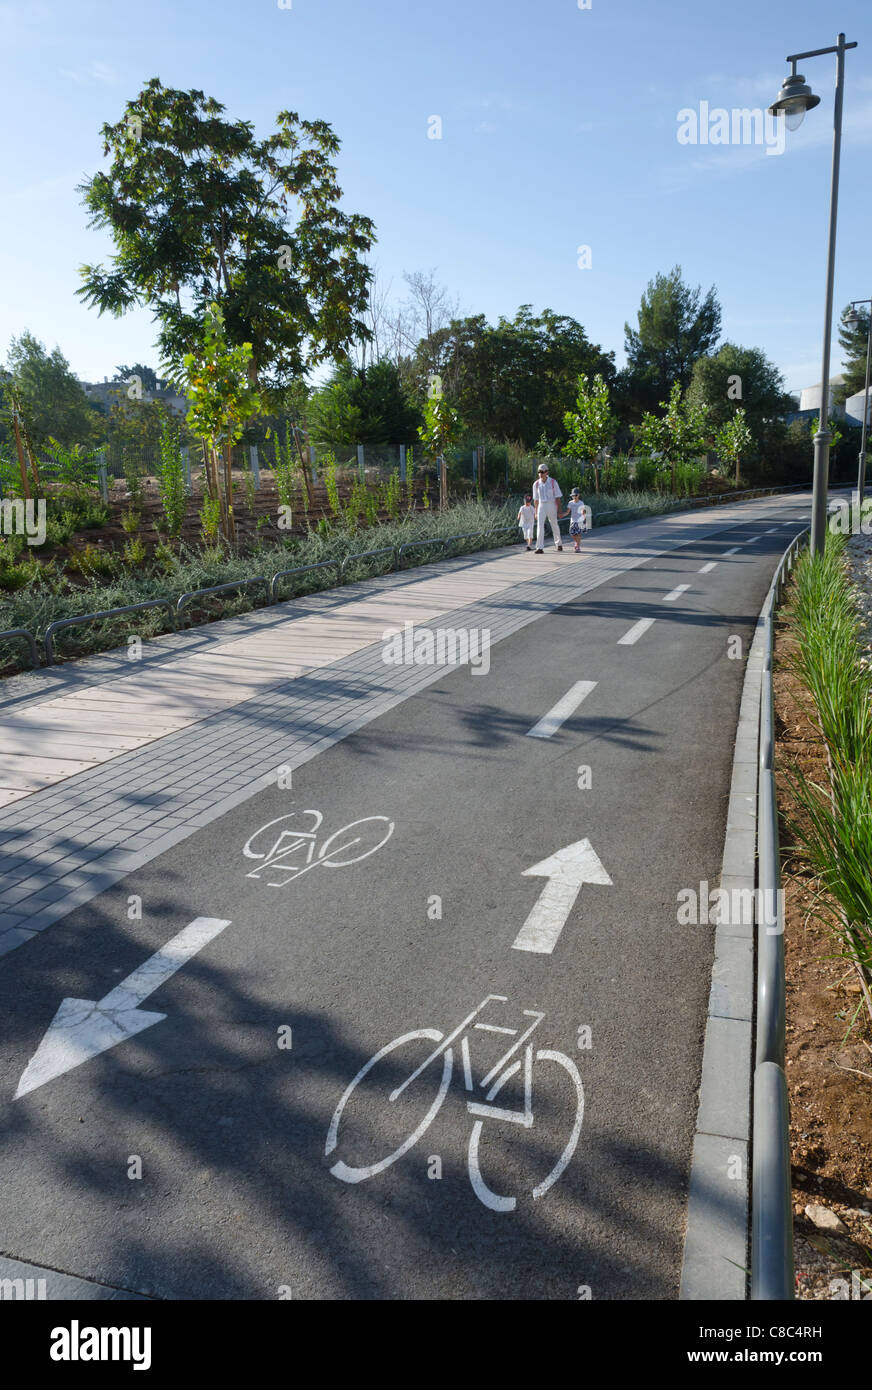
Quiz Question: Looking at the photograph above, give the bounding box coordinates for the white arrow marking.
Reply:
[527,681,597,739]
[15,917,231,1099]
[512,839,612,954]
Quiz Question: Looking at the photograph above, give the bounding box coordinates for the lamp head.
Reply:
[768,72,820,131]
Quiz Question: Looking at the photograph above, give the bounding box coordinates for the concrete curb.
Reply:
[679,601,771,1299]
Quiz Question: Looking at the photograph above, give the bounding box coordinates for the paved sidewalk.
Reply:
[0,497,805,959]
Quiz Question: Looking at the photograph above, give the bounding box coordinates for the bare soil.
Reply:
[773,612,872,1300]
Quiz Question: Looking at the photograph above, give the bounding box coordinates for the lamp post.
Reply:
[845,301,871,507]
[768,33,858,556]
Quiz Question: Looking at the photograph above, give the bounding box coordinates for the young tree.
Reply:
[634,381,709,494]
[562,372,617,493]
[418,385,462,509]
[623,266,721,415]
[180,303,262,540]
[714,408,754,486]
[78,79,376,387]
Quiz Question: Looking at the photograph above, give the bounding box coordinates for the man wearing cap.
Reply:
[532,463,563,554]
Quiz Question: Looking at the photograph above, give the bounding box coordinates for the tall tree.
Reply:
[622,265,721,416]
[77,79,376,387]
[4,332,103,449]
[115,362,160,391]
[410,306,614,448]
[688,343,792,445]
[835,304,871,403]
[308,358,420,446]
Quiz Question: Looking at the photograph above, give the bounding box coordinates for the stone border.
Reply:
[678,593,771,1298]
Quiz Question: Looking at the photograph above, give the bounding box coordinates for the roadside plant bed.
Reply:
[0,498,523,670]
[774,532,872,1300]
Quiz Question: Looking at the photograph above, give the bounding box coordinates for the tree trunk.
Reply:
[222,442,235,542]
[439,455,448,510]
[11,412,31,500]
[293,425,314,511]
[19,417,40,491]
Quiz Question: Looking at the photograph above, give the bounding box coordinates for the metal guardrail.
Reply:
[396,537,446,566]
[11,487,813,671]
[338,546,398,578]
[269,560,340,602]
[751,524,809,1301]
[0,627,40,669]
[176,576,269,620]
[43,599,176,666]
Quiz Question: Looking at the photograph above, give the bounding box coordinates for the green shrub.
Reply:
[156,418,188,537]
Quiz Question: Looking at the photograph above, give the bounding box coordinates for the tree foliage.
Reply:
[634,381,710,492]
[835,304,871,403]
[77,78,376,386]
[307,359,420,445]
[689,342,792,446]
[3,332,102,449]
[408,306,614,448]
[622,265,721,416]
[714,407,754,485]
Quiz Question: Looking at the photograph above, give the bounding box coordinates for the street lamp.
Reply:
[768,33,858,556]
[845,301,871,506]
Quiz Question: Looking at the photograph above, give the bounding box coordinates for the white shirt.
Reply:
[567,500,587,527]
[518,504,535,527]
[533,476,562,503]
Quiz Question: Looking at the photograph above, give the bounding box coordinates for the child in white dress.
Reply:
[567,488,588,552]
[517,496,535,550]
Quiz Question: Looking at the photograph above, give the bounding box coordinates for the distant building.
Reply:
[81,376,189,419]
[785,374,847,425]
[844,388,872,430]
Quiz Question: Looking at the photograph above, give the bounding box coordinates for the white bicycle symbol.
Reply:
[325,995,584,1212]
[243,809,394,887]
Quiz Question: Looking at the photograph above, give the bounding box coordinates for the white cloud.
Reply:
[59,58,117,87]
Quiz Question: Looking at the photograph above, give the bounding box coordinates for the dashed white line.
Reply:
[527,681,598,739]
[763,527,780,535]
[698,562,717,574]
[617,618,656,646]
[723,546,743,556]
[663,584,691,602]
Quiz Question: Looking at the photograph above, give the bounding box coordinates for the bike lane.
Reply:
[0,512,808,1300]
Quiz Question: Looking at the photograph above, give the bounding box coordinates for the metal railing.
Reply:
[751,525,809,1301]
[338,546,398,579]
[0,627,40,670]
[2,490,811,671]
[43,599,177,666]
[269,559,340,602]
[175,576,270,621]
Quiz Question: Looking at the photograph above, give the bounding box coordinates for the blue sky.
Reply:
[1,0,870,394]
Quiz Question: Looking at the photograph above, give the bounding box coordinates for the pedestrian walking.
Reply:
[567,488,588,552]
[532,463,563,553]
[517,495,536,550]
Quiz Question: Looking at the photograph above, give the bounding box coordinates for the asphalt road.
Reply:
[0,499,811,1300]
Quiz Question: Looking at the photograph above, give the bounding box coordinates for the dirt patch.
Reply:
[774,615,872,1300]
